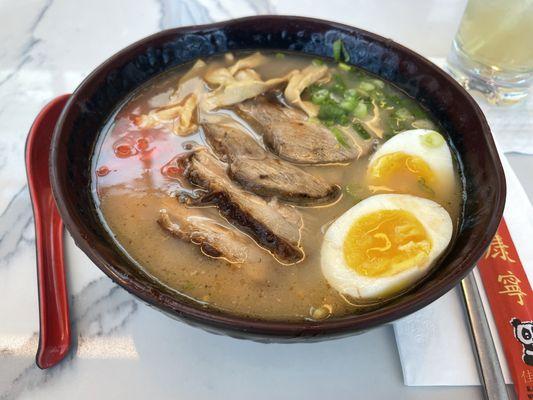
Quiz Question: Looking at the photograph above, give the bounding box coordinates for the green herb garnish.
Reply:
[275,52,285,59]
[353,102,368,119]
[312,58,324,66]
[330,126,350,148]
[318,102,348,121]
[338,62,352,71]
[339,98,358,112]
[311,88,330,104]
[394,107,414,121]
[352,122,371,140]
[359,81,376,92]
[412,119,434,130]
[331,73,347,94]
[370,79,385,89]
[420,131,445,148]
[333,39,342,62]
[332,39,350,62]
[344,88,358,100]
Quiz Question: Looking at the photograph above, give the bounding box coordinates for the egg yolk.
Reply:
[343,209,432,277]
[368,152,436,197]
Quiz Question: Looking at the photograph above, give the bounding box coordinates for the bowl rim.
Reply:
[50,15,506,338]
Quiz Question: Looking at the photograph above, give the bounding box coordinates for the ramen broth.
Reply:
[93,51,463,321]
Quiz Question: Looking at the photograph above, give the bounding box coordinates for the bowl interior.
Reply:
[50,16,505,341]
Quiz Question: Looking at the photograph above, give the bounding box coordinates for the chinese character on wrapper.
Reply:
[485,234,516,262]
[521,369,533,384]
[498,271,527,306]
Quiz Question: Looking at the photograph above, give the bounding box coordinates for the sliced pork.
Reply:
[203,122,340,204]
[178,148,304,264]
[158,207,263,264]
[235,97,372,164]
[158,206,267,282]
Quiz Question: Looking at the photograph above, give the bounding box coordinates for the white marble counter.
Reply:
[0,0,531,399]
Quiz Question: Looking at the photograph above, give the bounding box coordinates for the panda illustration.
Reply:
[511,318,533,366]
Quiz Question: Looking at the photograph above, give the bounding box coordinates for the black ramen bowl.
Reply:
[50,16,505,342]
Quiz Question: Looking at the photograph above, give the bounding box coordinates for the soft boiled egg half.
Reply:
[321,194,453,301]
[367,129,455,201]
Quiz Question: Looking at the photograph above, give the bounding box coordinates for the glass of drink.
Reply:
[447,0,533,105]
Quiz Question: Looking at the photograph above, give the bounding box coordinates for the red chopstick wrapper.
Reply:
[477,218,533,400]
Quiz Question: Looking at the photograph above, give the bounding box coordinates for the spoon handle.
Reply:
[33,195,69,369]
[26,95,71,369]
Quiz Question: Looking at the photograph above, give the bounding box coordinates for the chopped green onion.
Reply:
[412,119,435,129]
[338,114,350,126]
[311,88,330,104]
[344,88,358,100]
[339,98,357,112]
[359,81,376,92]
[312,58,324,66]
[332,39,350,62]
[331,83,345,94]
[420,131,445,148]
[275,52,285,59]
[353,102,368,119]
[394,107,414,122]
[352,122,371,140]
[330,73,346,94]
[330,126,350,148]
[338,62,352,71]
[333,39,342,62]
[331,74,346,94]
[318,103,347,121]
[370,79,385,88]
[341,42,350,62]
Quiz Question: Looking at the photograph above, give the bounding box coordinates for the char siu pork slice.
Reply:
[178,148,304,264]
[203,122,340,204]
[235,97,372,164]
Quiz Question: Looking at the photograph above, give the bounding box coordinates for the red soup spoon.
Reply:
[25,94,71,369]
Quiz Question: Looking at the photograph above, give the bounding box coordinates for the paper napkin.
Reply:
[393,151,533,386]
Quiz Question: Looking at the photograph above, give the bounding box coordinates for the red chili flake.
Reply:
[136,137,149,151]
[114,143,135,158]
[161,164,183,179]
[96,166,110,177]
[131,115,143,126]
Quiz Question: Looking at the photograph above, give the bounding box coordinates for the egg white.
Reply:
[368,129,455,196]
[321,194,453,301]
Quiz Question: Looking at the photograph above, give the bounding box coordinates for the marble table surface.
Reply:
[1,0,531,399]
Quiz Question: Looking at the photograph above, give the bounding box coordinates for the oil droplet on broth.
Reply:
[96,165,110,177]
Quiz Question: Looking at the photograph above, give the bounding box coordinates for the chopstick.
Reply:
[461,272,510,400]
